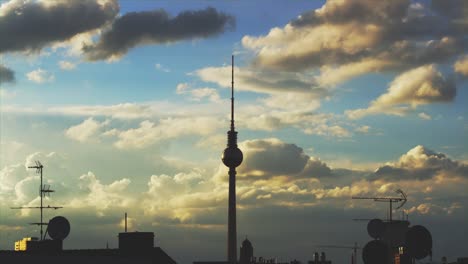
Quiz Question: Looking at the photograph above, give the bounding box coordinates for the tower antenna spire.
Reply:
[231,55,235,132]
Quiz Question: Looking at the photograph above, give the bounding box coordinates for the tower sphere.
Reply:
[222,147,243,168]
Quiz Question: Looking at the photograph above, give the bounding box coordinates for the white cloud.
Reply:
[155,63,170,72]
[346,64,456,119]
[58,60,77,70]
[176,82,221,102]
[65,117,109,143]
[303,124,351,138]
[114,117,223,149]
[418,112,432,120]
[355,125,370,133]
[26,68,55,83]
[372,145,468,181]
[68,172,133,214]
[454,55,468,76]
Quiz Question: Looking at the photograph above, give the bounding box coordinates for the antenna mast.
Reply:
[352,189,407,221]
[11,161,63,240]
[231,55,235,132]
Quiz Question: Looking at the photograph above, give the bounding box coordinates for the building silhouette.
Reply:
[239,238,254,264]
[308,252,331,264]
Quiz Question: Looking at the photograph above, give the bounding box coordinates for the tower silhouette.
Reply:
[222,55,243,264]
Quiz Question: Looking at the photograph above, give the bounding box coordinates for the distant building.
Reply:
[240,238,254,264]
[307,252,331,264]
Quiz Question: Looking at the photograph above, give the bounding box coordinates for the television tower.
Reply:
[222,55,243,264]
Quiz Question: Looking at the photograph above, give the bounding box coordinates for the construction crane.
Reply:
[316,242,361,264]
[352,189,407,221]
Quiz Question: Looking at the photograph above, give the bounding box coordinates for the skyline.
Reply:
[1,0,467,263]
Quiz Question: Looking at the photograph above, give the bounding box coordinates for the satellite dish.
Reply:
[367,218,385,239]
[48,216,70,240]
[405,225,432,260]
[362,240,389,264]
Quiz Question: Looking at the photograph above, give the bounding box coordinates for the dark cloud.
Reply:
[431,0,468,19]
[0,0,118,54]
[239,139,309,176]
[238,138,334,180]
[244,0,468,74]
[370,145,468,181]
[0,64,15,84]
[83,7,235,61]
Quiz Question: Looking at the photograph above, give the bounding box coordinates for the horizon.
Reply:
[1,0,467,264]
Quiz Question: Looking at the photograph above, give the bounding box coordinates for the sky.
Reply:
[0,0,467,263]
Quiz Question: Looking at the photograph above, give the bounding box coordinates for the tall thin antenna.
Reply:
[231,55,235,132]
[125,212,128,232]
[11,161,63,240]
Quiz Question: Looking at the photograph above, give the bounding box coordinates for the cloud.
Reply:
[355,125,370,133]
[0,0,118,54]
[231,138,333,181]
[65,117,109,143]
[83,7,235,61]
[113,117,223,149]
[241,0,467,82]
[155,63,170,73]
[454,55,468,76]
[68,171,132,214]
[371,145,468,181]
[195,66,325,95]
[346,64,456,119]
[176,82,221,103]
[26,68,55,83]
[0,64,15,84]
[58,60,77,70]
[418,112,432,120]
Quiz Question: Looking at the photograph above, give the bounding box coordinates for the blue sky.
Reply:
[1,0,467,263]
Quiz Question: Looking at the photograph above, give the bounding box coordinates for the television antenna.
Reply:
[352,189,407,221]
[11,161,63,240]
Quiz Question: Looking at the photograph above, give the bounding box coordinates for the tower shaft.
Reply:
[228,167,237,263]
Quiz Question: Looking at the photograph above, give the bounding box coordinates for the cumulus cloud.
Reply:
[26,68,55,83]
[242,0,467,77]
[233,138,333,181]
[0,151,70,206]
[418,112,432,120]
[68,171,132,214]
[454,55,468,76]
[0,0,118,54]
[355,125,370,133]
[176,82,221,102]
[58,60,77,70]
[83,7,234,61]
[0,64,15,84]
[113,117,223,149]
[346,64,455,119]
[65,118,109,143]
[372,145,468,181]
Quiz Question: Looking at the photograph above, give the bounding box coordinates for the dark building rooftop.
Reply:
[0,247,176,264]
